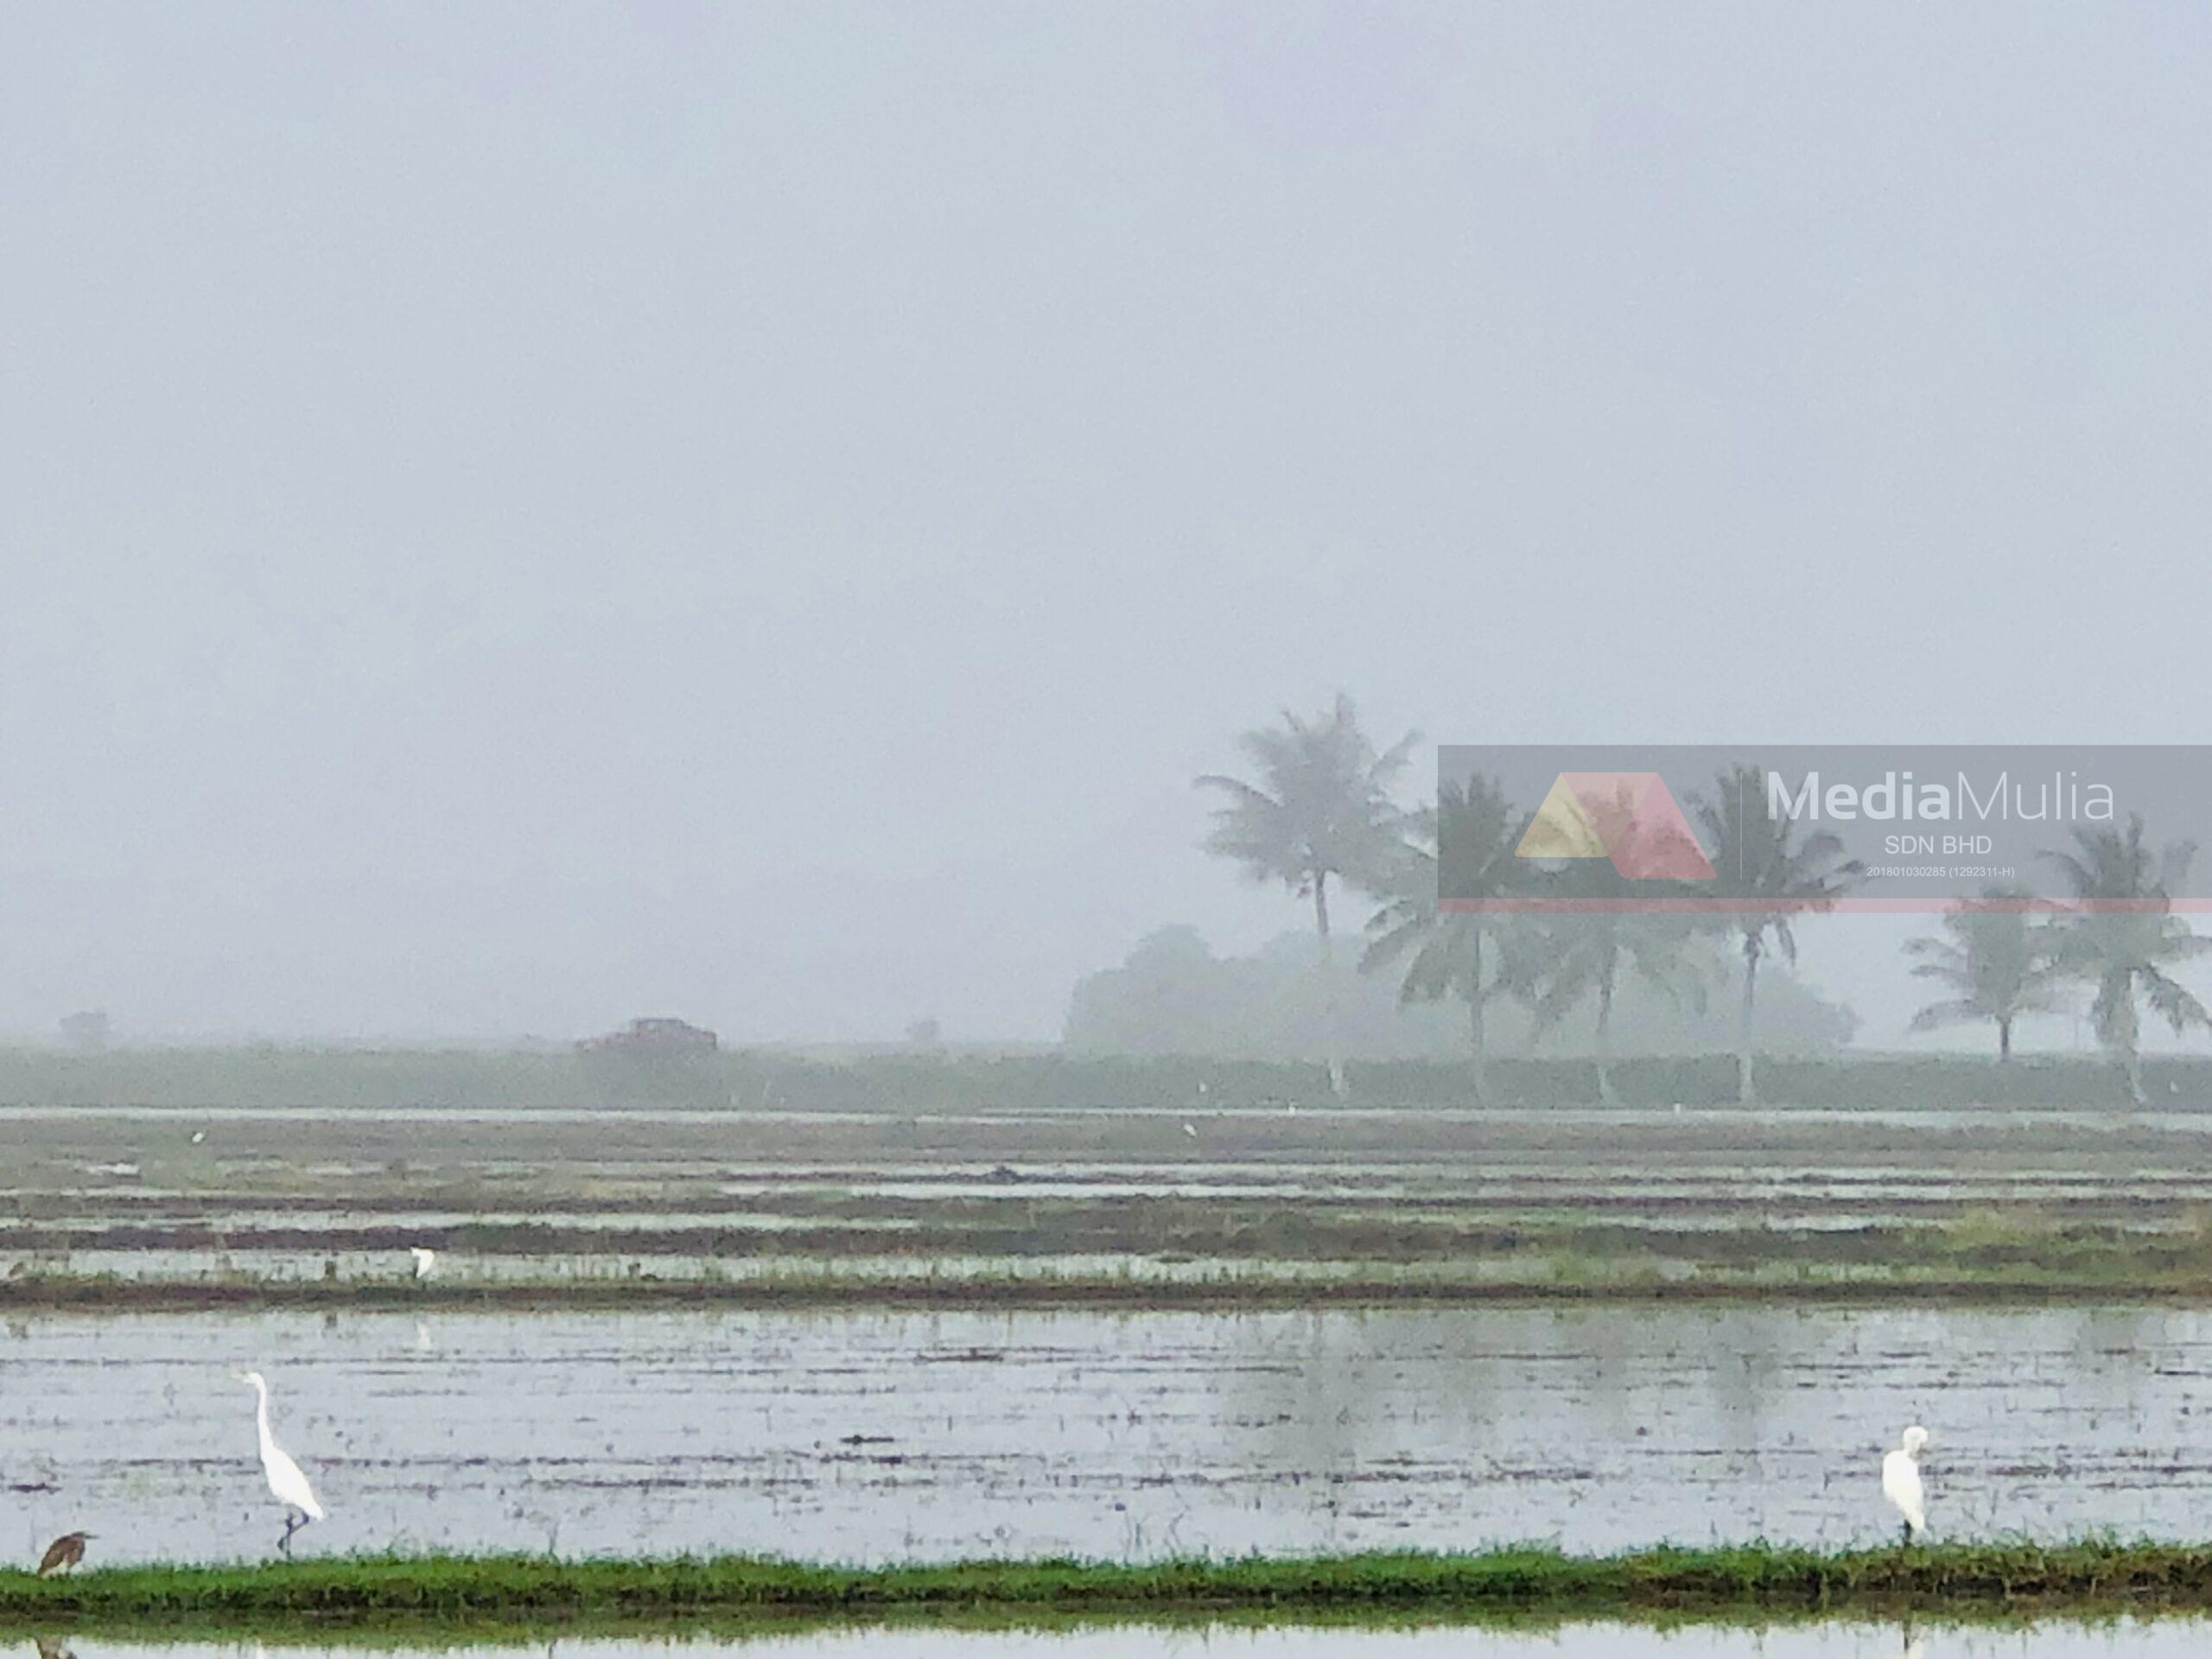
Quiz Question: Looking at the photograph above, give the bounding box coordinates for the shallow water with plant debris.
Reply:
[5,1303,2211,1566]
[3,1619,2206,1658]
[16,1103,2212,1300]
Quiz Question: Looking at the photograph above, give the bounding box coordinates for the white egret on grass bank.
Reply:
[1882,1424,1929,1541]
[35,1531,92,1575]
[235,1370,324,1554]
[410,1246,437,1280]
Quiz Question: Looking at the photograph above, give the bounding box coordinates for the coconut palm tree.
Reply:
[1694,764,1865,1102]
[1197,695,1415,1096]
[1507,857,1707,1105]
[1904,885,2061,1061]
[1361,773,1521,1100]
[2042,817,2212,1104]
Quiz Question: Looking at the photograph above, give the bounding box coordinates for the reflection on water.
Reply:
[7,1305,2212,1563]
[6,1622,2207,1658]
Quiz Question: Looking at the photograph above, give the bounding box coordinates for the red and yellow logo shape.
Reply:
[1515,772,1714,880]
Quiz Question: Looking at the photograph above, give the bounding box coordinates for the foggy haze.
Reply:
[2,3,2205,1046]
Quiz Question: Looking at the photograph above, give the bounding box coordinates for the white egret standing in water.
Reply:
[410,1247,437,1280]
[235,1370,325,1554]
[1882,1425,1929,1542]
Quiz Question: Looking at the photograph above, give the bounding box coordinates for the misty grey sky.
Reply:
[3,3,2206,1045]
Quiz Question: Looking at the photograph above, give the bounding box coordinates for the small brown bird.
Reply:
[35,1531,92,1576]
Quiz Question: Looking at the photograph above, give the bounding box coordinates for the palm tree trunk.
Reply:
[1313,873,1346,1101]
[1738,932,1760,1104]
[1998,1017,2012,1063]
[2125,1043,2145,1107]
[1595,975,1618,1106]
[1466,925,1487,1104]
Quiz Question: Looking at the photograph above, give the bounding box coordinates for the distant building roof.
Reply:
[577,1016,719,1054]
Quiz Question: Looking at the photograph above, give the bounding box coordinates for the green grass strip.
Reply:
[5,1544,2212,1630]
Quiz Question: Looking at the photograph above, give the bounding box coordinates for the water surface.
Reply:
[5,1622,2205,1658]
[5,1304,2210,1564]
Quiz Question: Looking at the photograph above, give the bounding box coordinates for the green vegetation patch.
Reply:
[8,1543,2212,1630]
[9,1045,2212,1109]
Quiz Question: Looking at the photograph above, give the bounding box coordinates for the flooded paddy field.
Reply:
[1,1625,2206,1659]
[7,1304,2212,1566]
[8,1105,2212,1300]
[0,1626,2188,1659]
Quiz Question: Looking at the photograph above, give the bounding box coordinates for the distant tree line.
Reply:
[1198,696,2209,1104]
[1063,925,1857,1063]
